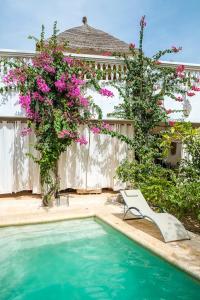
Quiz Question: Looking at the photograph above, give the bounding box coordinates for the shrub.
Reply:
[117,160,200,221]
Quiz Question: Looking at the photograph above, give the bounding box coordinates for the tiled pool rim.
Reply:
[0,213,199,282]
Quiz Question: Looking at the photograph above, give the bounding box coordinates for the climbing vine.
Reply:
[110,16,197,162]
[0,23,114,206]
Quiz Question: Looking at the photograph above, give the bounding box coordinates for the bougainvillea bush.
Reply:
[112,16,200,226]
[1,24,114,206]
[111,15,198,162]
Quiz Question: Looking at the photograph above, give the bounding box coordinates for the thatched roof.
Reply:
[57,17,130,55]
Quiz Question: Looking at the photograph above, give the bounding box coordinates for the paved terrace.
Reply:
[0,192,199,281]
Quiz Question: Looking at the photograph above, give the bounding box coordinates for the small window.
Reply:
[170,142,177,155]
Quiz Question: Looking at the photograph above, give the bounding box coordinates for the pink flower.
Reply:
[67,101,74,107]
[176,65,185,73]
[75,136,88,145]
[71,74,85,85]
[91,127,101,134]
[19,94,31,110]
[58,129,71,138]
[58,129,76,139]
[187,91,195,97]
[102,122,112,131]
[32,52,53,68]
[155,61,161,65]
[63,57,74,66]
[99,88,114,97]
[177,73,185,78]
[55,79,67,92]
[19,93,40,121]
[27,110,40,121]
[129,43,135,50]
[171,46,182,53]
[21,127,32,137]
[43,65,56,74]
[169,121,176,127]
[3,68,26,85]
[191,85,200,92]
[80,97,89,107]
[175,65,185,78]
[32,92,44,102]
[36,77,50,93]
[101,51,112,56]
[68,86,81,98]
[176,96,183,102]
[166,109,173,114]
[140,16,147,27]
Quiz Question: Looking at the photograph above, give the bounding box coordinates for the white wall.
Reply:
[0,84,122,119]
[0,81,199,123]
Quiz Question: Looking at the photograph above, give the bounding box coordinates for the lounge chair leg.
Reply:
[123,209,143,221]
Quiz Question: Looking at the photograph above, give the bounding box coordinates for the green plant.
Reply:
[113,16,200,224]
[0,23,114,206]
[110,16,196,163]
[117,160,200,221]
[162,122,200,181]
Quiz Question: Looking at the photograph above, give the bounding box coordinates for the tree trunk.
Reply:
[42,160,60,207]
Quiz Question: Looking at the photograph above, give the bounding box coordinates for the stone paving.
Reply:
[0,192,199,280]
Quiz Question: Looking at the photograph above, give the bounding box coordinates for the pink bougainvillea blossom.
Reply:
[171,46,182,53]
[176,65,185,73]
[187,91,195,97]
[32,52,53,68]
[36,77,50,93]
[19,94,31,110]
[3,68,26,85]
[75,136,88,145]
[176,96,183,102]
[58,129,75,139]
[43,65,56,74]
[21,127,32,137]
[191,85,200,92]
[32,92,44,102]
[140,16,147,27]
[80,97,89,107]
[67,100,74,107]
[175,65,185,78]
[19,93,40,121]
[129,43,135,50]
[102,122,112,131]
[55,78,67,92]
[71,74,85,85]
[178,73,185,79]
[154,61,161,65]
[91,127,101,134]
[63,57,74,66]
[101,51,112,56]
[99,88,114,97]
[27,110,40,121]
[68,86,81,98]
[169,120,176,127]
[166,109,173,114]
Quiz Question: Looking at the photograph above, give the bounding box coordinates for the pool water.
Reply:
[0,218,199,300]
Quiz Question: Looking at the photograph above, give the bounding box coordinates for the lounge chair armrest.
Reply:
[127,206,143,215]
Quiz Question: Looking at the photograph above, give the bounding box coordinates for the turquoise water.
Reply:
[0,218,199,300]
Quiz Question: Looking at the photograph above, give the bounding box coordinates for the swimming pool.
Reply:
[0,218,199,299]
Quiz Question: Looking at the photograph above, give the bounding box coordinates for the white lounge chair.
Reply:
[120,189,190,243]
